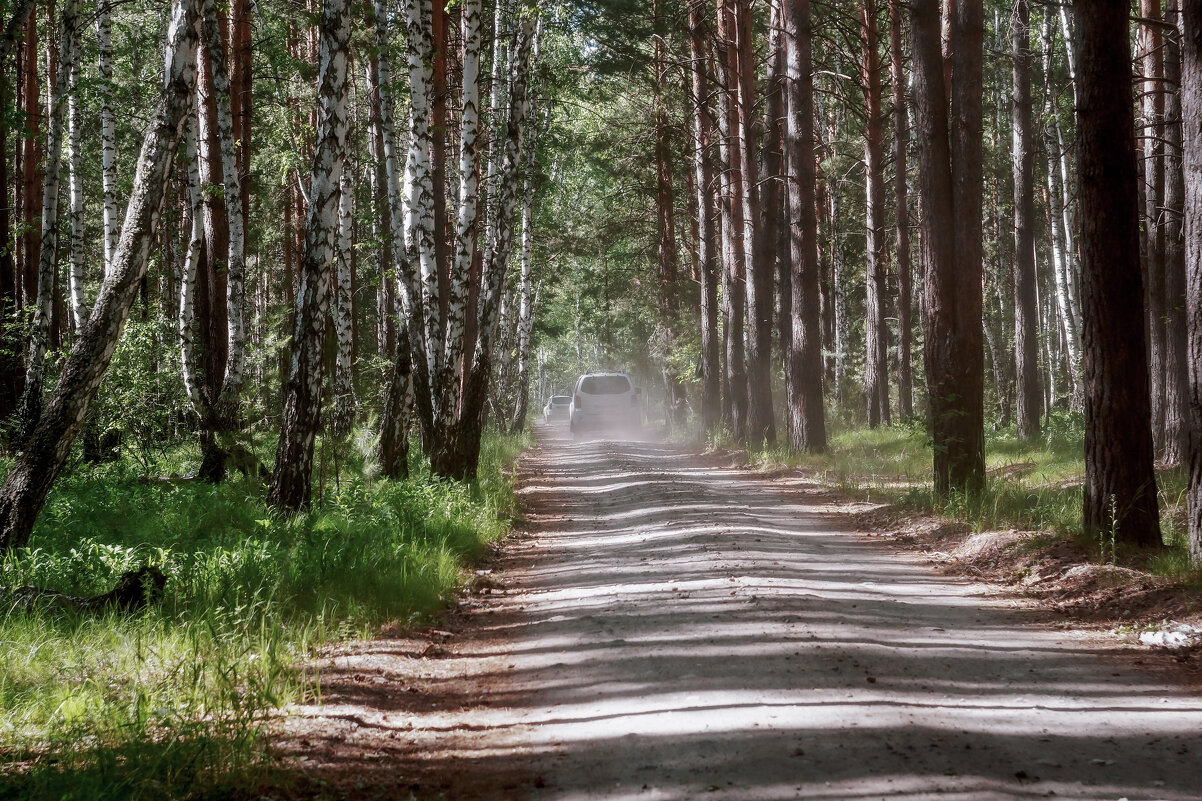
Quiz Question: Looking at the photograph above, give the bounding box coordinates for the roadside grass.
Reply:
[0,427,529,801]
[748,413,1198,578]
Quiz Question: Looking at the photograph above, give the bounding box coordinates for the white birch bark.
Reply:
[483,0,510,256]
[1056,3,1079,108]
[268,0,352,511]
[437,0,483,426]
[179,112,207,415]
[67,56,85,330]
[475,13,537,351]
[402,0,441,392]
[1040,12,1082,398]
[18,0,82,440]
[332,171,355,436]
[201,0,247,410]
[98,0,119,275]
[374,0,430,436]
[0,0,201,548]
[510,201,536,430]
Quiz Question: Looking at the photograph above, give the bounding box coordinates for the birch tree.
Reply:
[454,8,539,479]
[0,0,201,550]
[332,171,356,438]
[267,0,352,512]
[67,54,85,330]
[98,0,119,274]
[375,0,434,451]
[403,0,441,392]
[436,0,483,443]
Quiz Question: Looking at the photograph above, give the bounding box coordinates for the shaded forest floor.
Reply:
[727,417,1202,675]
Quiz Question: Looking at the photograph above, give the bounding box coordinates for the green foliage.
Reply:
[0,429,528,800]
[87,314,191,468]
[751,416,1196,573]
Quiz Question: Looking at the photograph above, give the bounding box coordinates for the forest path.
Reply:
[279,425,1202,800]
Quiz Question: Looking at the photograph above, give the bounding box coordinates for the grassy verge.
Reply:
[0,428,529,801]
[742,413,1196,579]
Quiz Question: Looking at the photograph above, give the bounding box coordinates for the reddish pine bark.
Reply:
[1077,0,1161,546]
[910,0,985,496]
[784,0,826,453]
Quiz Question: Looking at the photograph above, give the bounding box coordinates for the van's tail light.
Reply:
[631,393,639,406]
[574,394,582,408]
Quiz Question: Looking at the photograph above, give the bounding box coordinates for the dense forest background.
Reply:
[2,0,1202,795]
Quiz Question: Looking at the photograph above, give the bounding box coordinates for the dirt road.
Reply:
[282,427,1202,800]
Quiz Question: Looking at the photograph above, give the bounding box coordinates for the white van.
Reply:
[569,372,641,437]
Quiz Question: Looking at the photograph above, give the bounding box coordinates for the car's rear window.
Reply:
[551,396,571,404]
[580,376,631,395]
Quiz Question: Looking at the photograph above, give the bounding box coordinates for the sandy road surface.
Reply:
[282,426,1202,801]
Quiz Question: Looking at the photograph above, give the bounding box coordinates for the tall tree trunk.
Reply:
[432,0,483,470]
[331,171,355,437]
[716,0,747,440]
[1141,0,1168,454]
[453,10,537,480]
[0,0,200,550]
[97,0,118,275]
[861,0,890,428]
[734,0,774,445]
[367,58,396,360]
[1077,0,1161,546]
[375,0,433,446]
[767,0,792,415]
[689,0,721,432]
[431,0,449,331]
[267,0,351,512]
[1013,0,1040,440]
[1183,0,1202,562]
[653,0,684,428]
[66,54,84,330]
[510,197,536,433]
[202,0,247,415]
[888,0,912,419]
[230,0,252,256]
[404,0,442,407]
[910,0,984,496]
[180,115,207,416]
[16,0,79,445]
[1162,0,1189,467]
[784,0,826,453]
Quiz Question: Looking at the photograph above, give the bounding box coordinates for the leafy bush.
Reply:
[0,429,528,801]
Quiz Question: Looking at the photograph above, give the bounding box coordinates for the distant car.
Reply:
[569,372,641,438]
[543,395,572,422]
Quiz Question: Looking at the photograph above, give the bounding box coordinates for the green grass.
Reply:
[750,412,1196,570]
[0,427,529,801]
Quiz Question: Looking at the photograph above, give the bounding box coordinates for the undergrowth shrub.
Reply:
[0,428,529,801]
